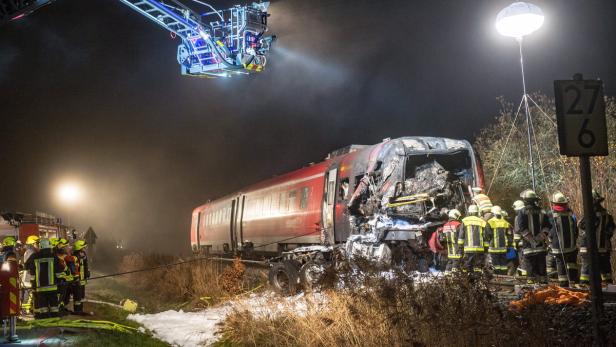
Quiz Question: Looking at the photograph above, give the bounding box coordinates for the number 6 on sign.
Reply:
[555,77,608,157]
[578,119,596,148]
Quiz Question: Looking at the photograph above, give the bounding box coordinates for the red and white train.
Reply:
[191,136,484,257]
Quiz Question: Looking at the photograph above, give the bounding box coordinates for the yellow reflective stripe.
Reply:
[35,286,57,292]
[49,260,55,286]
[34,259,41,288]
[464,247,484,252]
[80,259,85,280]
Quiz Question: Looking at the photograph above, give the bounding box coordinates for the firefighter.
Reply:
[472,188,493,221]
[511,200,527,278]
[487,206,512,275]
[458,205,492,273]
[1,236,18,261]
[579,190,615,285]
[54,238,73,314]
[21,235,40,313]
[72,240,90,314]
[547,192,578,287]
[25,238,62,318]
[440,209,463,272]
[514,189,552,284]
[61,242,80,313]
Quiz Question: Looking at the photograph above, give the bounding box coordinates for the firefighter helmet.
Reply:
[2,236,16,247]
[26,235,40,245]
[491,205,503,216]
[57,238,69,248]
[592,189,605,203]
[473,194,493,213]
[448,209,462,220]
[50,237,59,246]
[512,200,525,211]
[520,189,539,201]
[73,240,87,251]
[467,205,479,215]
[551,192,568,204]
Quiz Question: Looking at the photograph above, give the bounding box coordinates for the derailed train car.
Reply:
[191,137,484,289]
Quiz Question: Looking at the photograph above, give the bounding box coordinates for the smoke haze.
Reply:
[1,0,616,252]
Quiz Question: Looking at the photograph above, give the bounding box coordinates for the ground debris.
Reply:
[510,285,589,311]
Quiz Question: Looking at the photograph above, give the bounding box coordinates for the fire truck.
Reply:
[0,211,70,242]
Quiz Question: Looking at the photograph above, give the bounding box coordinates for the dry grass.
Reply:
[219,262,616,347]
[117,253,264,311]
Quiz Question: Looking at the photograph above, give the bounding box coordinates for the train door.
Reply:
[322,168,337,244]
[196,211,202,249]
[230,196,244,252]
[334,176,351,242]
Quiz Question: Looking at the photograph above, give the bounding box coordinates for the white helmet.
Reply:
[467,205,479,215]
[512,200,525,211]
[448,209,462,220]
[491,205,503,216]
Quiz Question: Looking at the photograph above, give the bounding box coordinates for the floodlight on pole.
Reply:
[56,181,83,227]
[496,2,544,191]
[57,182,82,205]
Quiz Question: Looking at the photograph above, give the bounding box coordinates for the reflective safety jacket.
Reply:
[25,248,62,292]
[487,217,512,253]
[442,220,463,259]
[548,209,578,254]
[458,216,492,253]
[579,206,615,254]
[75,249,90,285]
[514,205,552,255]
[64,254,80,280]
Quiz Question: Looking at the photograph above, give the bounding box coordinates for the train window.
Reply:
[279,192,287,212]
[339,178,349,200]
[288,190,297,211]
[264,195,271,216]
[271,192,279,213]
[255,198,262,215]
[300,187,310,209]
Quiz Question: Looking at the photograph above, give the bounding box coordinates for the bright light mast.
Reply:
[496,2,545,191]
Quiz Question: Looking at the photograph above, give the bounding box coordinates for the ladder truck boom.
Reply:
[2,0,276,78]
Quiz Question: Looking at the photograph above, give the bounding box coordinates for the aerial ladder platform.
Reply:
[2,0,276,78]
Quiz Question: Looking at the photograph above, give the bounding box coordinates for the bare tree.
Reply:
[475,94,616,214]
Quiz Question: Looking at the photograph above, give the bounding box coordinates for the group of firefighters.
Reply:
[438,188,614,286]
[0,235,90,318]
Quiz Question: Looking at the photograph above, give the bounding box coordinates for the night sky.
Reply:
[1,0,615,252]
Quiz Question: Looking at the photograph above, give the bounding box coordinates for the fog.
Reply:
[1,0,615,253]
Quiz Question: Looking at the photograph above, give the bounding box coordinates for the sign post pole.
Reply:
[579,155,604,346]
[555,73,608,346]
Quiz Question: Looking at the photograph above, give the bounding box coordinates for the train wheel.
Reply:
[299,261,325,292]
[268,261,299,295]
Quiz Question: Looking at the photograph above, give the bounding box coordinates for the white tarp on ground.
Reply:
[128,292,327,347]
